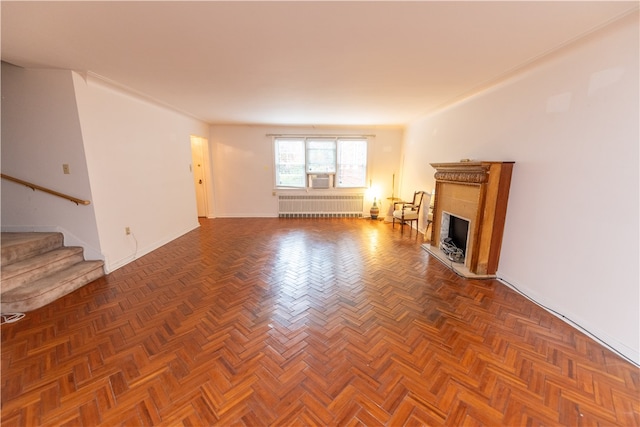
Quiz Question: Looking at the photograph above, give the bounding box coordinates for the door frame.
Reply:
[190,135,211,218]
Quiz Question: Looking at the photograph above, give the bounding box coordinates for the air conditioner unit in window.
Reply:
[309,174,333,189]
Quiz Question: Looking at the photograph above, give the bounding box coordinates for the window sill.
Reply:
[274,188,366,195]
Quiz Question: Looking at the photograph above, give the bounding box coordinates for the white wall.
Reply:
[73,74,209,272]
[209,124,404,218]
[1,63,102,260]
[401,14,639,363]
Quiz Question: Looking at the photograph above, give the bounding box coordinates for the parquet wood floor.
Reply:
[2,218,638,426]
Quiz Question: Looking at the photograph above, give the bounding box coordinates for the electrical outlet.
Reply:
[125,227,131,235]
[62,164,70,174]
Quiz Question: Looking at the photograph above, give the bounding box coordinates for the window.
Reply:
[275,139,305,187]
[274,137,368,189]
[306,140,336,174]
[337,139,367,187]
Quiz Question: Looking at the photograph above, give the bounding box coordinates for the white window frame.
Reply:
[336,138,367,188]
[274,138,306,188]
[306,139,337,174]
[274,137,368,189]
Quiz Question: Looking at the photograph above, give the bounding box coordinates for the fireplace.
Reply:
[440,212,470,263]
[422,161,514,277]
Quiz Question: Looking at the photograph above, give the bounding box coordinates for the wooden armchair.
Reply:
[392,191,428,237]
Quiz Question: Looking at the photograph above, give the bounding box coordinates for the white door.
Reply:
[190,136,208,217]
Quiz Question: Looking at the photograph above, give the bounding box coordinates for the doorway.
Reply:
[190,135,209,218]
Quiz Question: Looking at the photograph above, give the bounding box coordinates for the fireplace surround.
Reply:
[422,161,514,278]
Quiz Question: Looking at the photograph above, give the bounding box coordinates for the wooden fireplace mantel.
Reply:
[427,161,514,277]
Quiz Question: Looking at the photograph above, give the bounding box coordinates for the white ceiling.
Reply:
[2,1,637,126]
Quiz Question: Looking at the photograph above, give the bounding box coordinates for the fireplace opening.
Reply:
[440,212,469,263]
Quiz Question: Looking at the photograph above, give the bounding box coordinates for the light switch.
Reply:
[62,164,70,174]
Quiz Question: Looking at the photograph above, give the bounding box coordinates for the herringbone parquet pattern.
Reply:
[2,218,638,426]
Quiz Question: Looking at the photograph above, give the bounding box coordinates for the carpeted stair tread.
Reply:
[1,232,63,265]
[1,260,104,313]
[1,246,86,293]
[1,231,105,312]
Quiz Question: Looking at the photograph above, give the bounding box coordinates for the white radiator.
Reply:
[278,194,364,218]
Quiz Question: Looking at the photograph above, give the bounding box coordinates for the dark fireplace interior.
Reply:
[449,215,469,254]
[440,212,469,263]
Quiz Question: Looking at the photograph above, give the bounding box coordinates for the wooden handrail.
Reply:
[1,173,91,206]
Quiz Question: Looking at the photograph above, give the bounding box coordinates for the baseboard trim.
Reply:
[497,273,639,367]
[105,222,200,273]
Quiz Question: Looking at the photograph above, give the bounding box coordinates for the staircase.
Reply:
[1,232,104,313]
